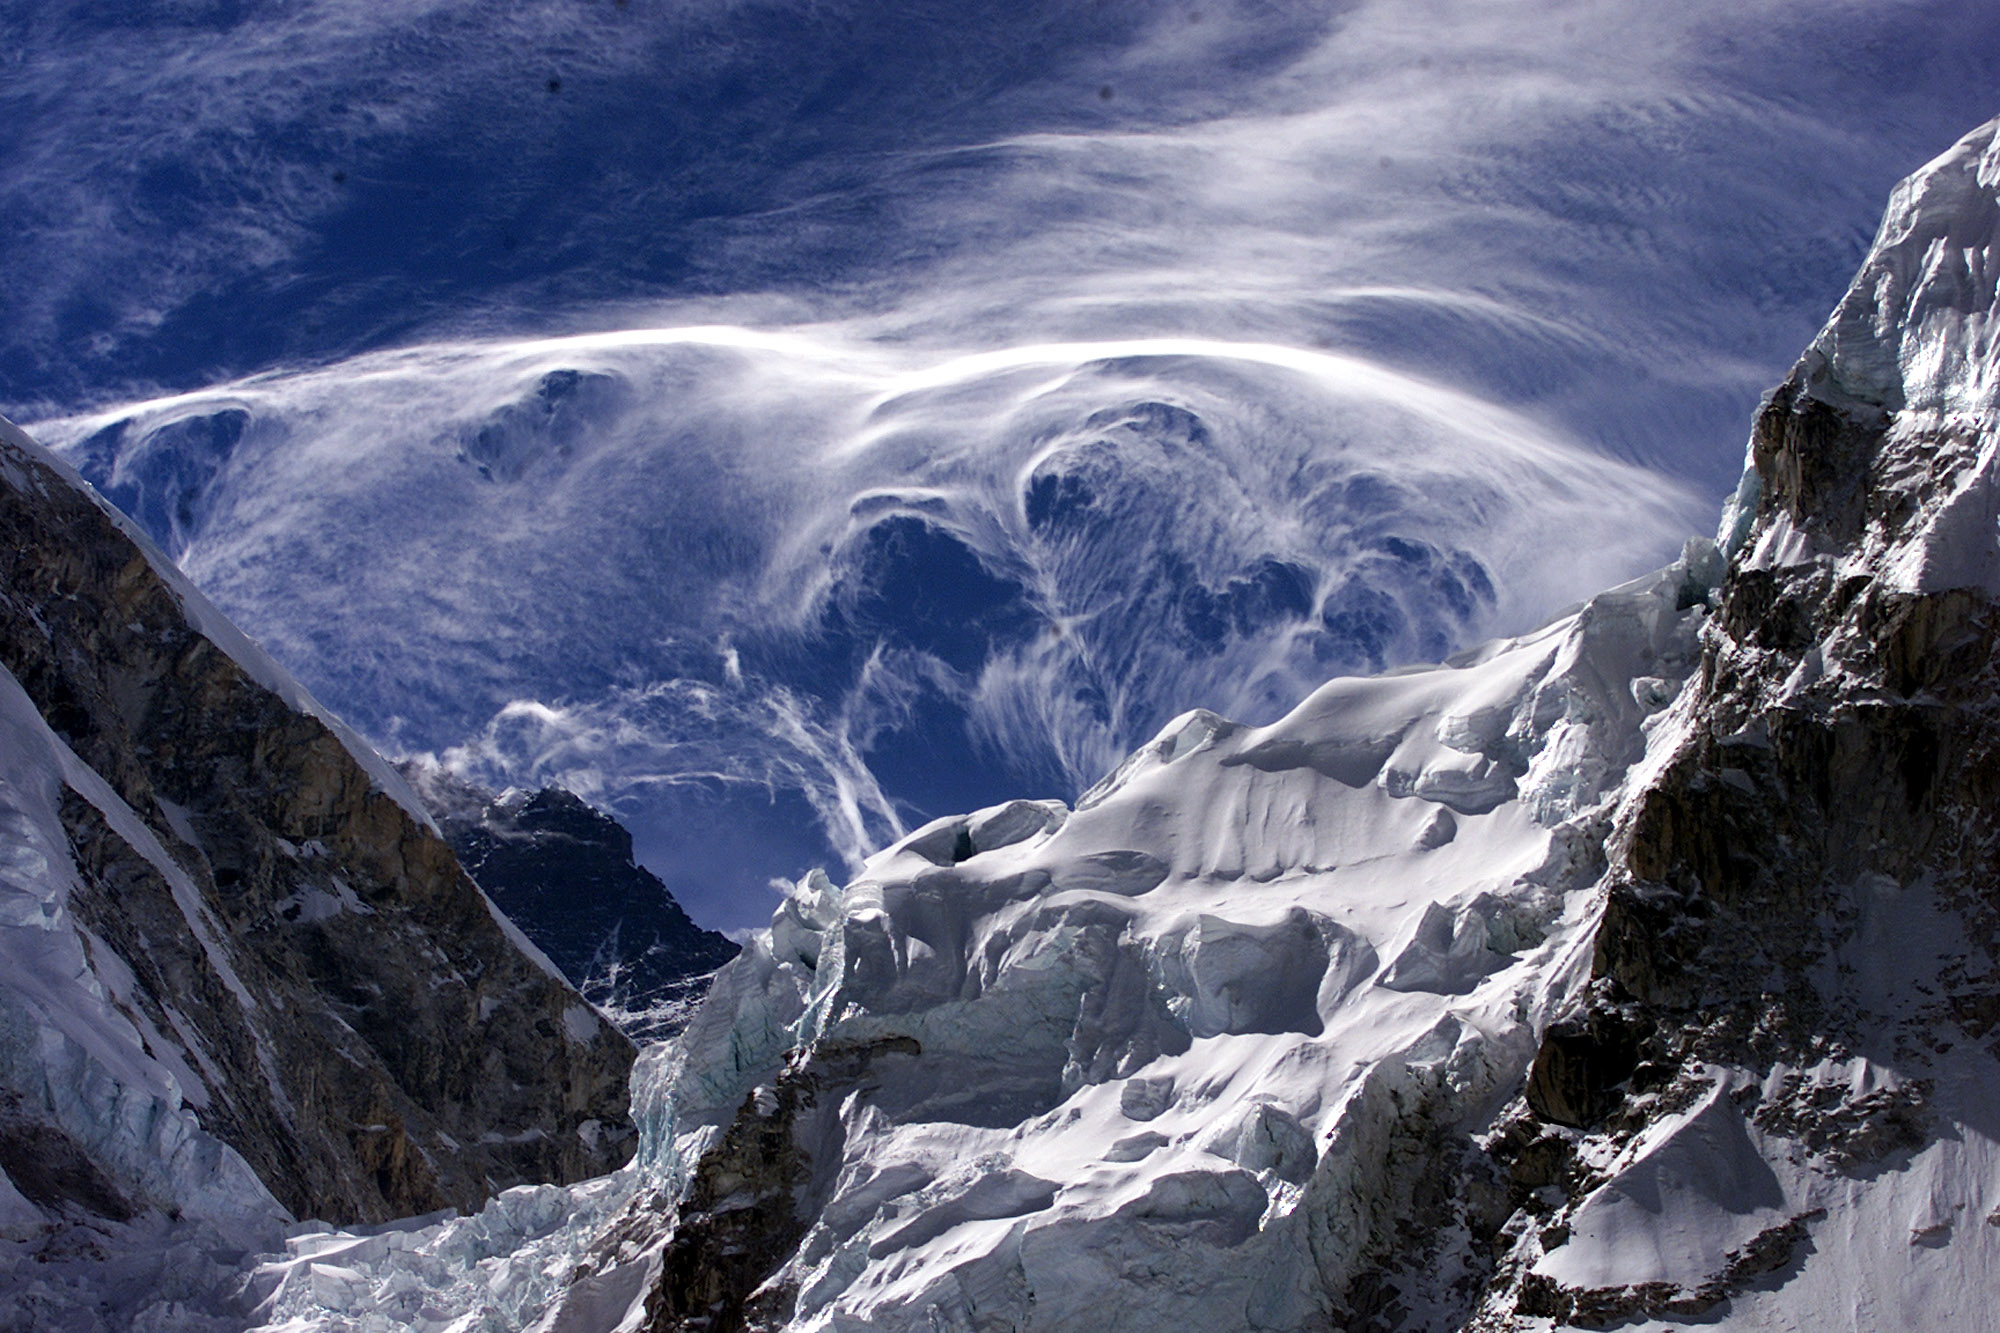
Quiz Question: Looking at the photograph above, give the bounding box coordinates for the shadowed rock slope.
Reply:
[402,763,739,1043]
[0,415,636,1228]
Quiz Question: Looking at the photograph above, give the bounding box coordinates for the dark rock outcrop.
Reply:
[1469,119,2000,1324]
[561,1036,922,1333]
[1521,981,1648,1130]
[402,764,738,1042]
[0,417,637,1225]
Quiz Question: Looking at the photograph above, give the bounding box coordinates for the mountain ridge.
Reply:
[0,414,638,1327]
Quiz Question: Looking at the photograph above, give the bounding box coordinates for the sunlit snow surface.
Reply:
[241,538,1708,1331]
[12,0,2000,928]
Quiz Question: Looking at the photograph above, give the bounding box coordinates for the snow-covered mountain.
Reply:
[1468,111,2000,1329]
[0,419,636,1328]
[231,117,2000,1331]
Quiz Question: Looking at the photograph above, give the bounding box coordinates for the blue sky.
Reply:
[10,0,1999,929]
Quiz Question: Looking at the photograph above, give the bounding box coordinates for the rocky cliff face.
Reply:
[1465,118,2000,1327]
[403,763,739,1042]
[0,416,636,1237]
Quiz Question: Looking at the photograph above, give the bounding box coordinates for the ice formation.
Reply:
[242,540,1715,1330]
[4,97,1997,1333]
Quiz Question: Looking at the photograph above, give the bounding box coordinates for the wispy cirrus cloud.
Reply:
[14,0,2000,927]
[35,326,1697,926]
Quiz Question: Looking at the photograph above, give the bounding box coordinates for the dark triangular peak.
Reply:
[401,760,739,1042]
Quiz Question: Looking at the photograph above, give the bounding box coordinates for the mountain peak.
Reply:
[1809,116,2000,418]
[397,761,741,1043]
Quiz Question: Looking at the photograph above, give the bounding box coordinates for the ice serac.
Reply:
[1470,117,2000,1327]
[402,762,739,1042]
[0,416,636,1248]
[529,538,1715,1330]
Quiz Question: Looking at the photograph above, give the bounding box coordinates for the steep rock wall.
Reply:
[0,416,636,1227]
[1474,118,2000,1328]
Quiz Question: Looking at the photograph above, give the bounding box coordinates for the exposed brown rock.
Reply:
[1522,987,1647,1130]
[0,424,637,1224]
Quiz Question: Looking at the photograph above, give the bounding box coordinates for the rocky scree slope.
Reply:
[0,415,636,1239]
[402,762,739,1043]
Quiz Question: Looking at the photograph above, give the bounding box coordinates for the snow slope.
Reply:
[246,538,1717,1331]
[660,563,1705,1331]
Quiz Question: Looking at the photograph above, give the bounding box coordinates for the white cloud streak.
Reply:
[12,0,1999,927]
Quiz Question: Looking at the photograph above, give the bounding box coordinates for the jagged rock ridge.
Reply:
[0,417,637,1245]
[402,762,739,1041]
[1464,115,2000,1328]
